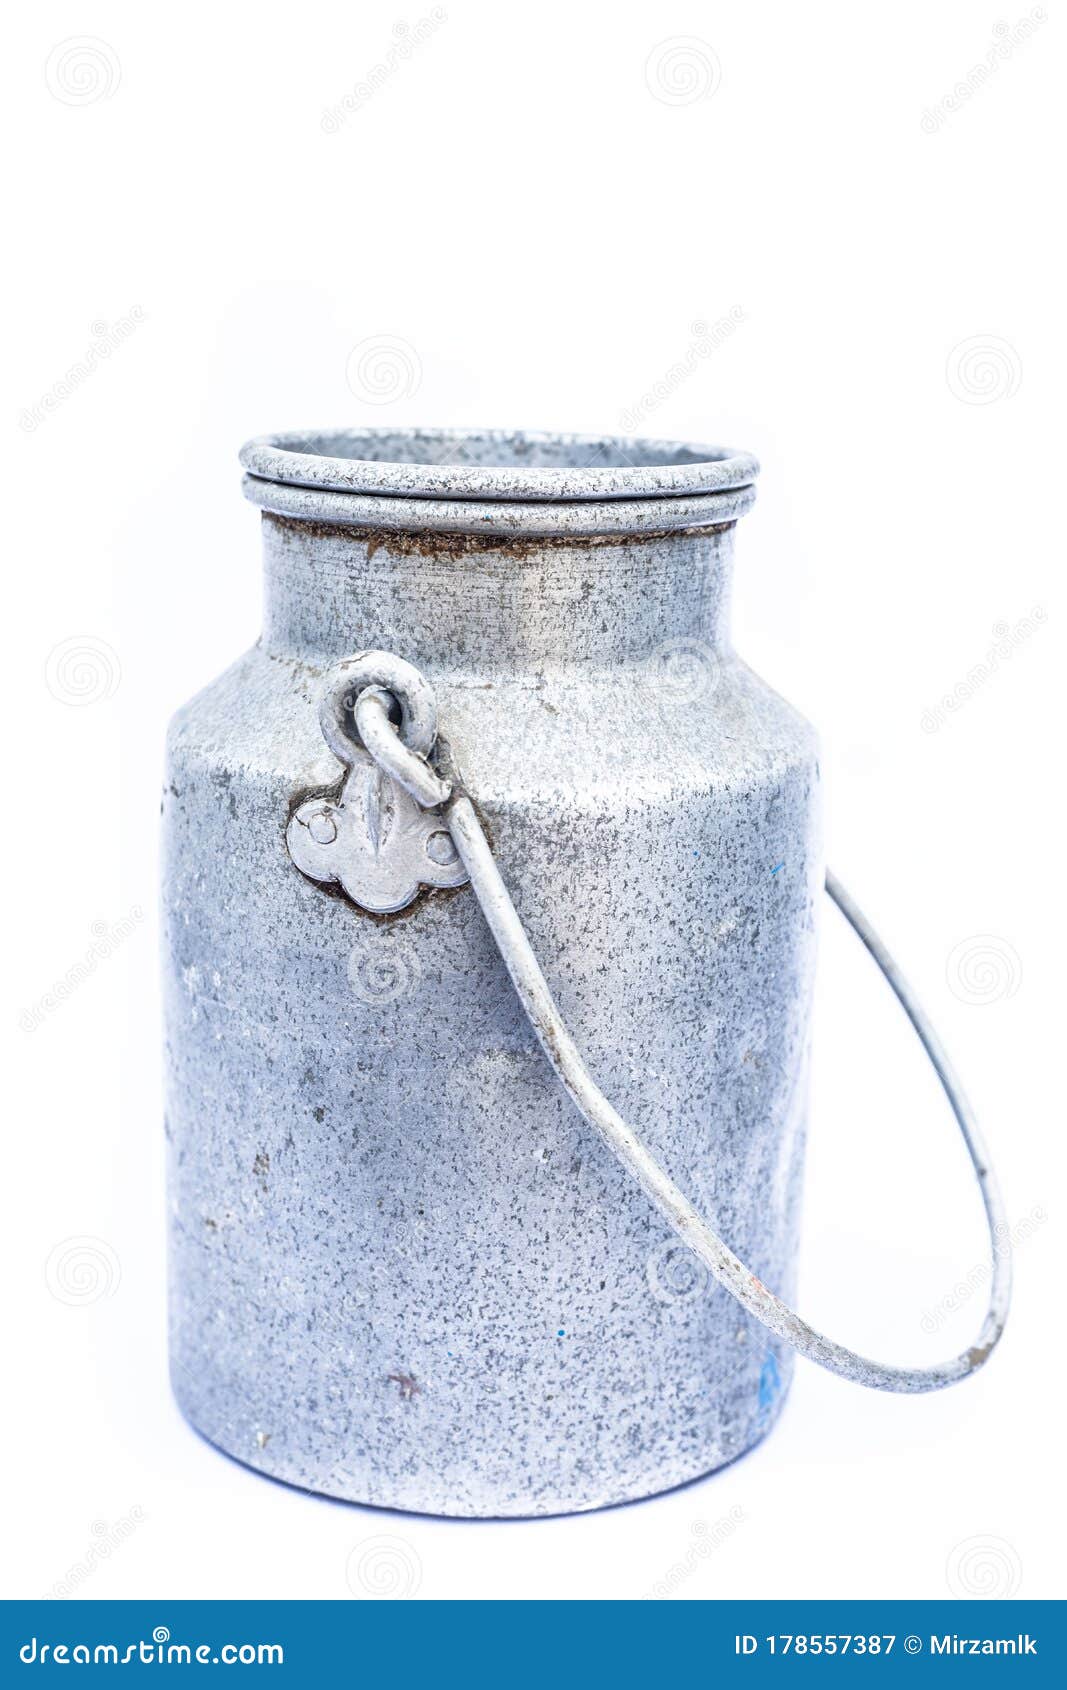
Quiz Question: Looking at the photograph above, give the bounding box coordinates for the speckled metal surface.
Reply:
[161,429,821,1517]
[238,426,760,501]
[239,425,758,536]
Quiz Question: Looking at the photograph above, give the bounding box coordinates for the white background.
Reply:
[4,0,1063,1602]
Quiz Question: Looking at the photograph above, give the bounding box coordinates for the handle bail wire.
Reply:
[342,660,1012,1394]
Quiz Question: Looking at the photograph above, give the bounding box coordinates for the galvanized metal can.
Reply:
[161,428,821,1516]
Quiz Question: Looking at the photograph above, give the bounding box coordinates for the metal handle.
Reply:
[328,663,1013,1394]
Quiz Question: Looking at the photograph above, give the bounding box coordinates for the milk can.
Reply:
[161,429,1010,1517]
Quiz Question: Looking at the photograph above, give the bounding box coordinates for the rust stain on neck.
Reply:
[264,512,732,561]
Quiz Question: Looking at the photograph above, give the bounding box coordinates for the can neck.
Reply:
[260,515,737,681]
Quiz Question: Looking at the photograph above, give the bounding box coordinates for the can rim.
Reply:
[239,427,759,505]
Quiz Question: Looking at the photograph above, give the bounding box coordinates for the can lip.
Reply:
[242,474,756,537]
[239,427,759,505]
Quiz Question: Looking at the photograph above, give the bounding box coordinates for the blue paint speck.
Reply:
[557,1329,565,1337]
[771,863,784,875]
[756,1353,782,1428]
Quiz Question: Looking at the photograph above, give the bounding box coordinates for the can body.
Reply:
[162,431,821,1516]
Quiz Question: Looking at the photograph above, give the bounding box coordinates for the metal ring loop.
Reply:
[318,651,437,765]
[355,691,452,809]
